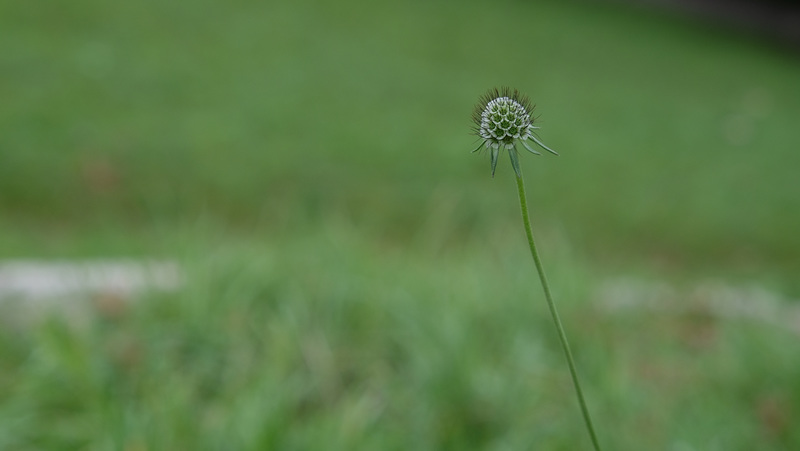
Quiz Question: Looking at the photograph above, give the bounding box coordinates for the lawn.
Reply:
[1,0,799,449]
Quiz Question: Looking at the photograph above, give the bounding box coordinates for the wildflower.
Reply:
[471,87,558,177]
[468,89,602,450]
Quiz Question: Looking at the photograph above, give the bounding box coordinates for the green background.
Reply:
[1,0,799,449]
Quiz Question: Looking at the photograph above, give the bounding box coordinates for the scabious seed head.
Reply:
[473,88,534,149]
[471,87,558,177]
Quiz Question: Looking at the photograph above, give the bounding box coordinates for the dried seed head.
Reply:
[471,87,558,177]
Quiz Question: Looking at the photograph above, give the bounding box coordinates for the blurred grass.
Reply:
[1,0,799,286]
[1,0,799,448]
[2,227,799,450]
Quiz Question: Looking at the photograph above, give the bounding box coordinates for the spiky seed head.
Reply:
[473,87,534,149]
[471,87,558,178]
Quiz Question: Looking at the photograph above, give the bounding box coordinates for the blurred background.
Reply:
[1,0,799,449]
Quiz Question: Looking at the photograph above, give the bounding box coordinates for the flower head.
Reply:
[471,87,557,177]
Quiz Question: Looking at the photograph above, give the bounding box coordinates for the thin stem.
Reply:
[515,174,602,451]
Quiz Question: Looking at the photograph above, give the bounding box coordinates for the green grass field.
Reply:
[1,0,799,449]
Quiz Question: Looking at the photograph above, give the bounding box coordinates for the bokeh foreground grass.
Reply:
[2,225,799,449]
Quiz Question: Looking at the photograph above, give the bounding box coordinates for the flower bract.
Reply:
[471,87,557,177]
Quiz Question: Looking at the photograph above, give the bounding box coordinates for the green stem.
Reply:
[515,174,602,451]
